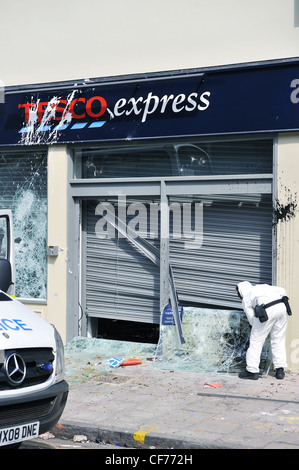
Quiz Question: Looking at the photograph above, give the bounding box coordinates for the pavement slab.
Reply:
[53,361,299,449]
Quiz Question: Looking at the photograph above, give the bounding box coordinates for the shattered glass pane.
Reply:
[0,152,47,299]
[65,336,156,382]
[65,307,272,379]
[155,307,271,374]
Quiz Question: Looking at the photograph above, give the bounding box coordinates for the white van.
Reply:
[0,210,68,448]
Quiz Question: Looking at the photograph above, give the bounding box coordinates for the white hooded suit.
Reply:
[237,281,288,373]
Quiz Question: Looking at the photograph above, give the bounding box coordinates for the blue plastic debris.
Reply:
[107,358,125,368]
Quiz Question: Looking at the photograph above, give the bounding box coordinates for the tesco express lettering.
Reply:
[18,90,211,125]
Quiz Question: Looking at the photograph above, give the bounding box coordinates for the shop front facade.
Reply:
[1,59,299,371]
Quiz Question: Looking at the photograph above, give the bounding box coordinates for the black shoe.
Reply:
[238,370,259,380]
[275,368,285,379]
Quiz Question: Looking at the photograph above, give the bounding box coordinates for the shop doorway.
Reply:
[80,191,273,341]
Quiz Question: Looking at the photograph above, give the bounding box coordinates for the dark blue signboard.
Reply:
[0,60,298,146]
[162,304,184,326]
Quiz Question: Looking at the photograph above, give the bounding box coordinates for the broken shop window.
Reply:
[0,152,47,299]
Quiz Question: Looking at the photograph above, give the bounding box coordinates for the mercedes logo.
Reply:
[5,353,26,385]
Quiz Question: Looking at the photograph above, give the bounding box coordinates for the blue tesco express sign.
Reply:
[0,59,298,146]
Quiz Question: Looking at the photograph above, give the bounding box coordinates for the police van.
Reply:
[0,210,68,448]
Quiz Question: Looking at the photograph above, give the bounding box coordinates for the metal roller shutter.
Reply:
[169,194,273,308]
[84,192,272,323]
[84,199,161,323]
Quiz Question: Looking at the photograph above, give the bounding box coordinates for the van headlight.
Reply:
[53,326,65,383]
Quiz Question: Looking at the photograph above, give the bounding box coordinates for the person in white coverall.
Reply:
[236,281,291,380]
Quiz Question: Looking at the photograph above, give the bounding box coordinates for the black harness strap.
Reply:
[264,296,292,315]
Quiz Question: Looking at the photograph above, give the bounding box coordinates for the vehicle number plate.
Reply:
[0,422,40,446]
